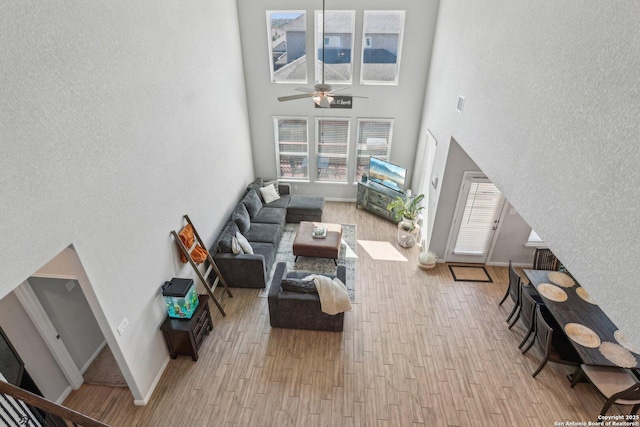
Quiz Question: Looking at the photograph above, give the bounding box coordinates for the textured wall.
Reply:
[422,1,640,345]
[0,0,254,401]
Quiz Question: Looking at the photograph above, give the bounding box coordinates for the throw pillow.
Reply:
[242,189,263,218]
[217,222,240,253]
[260,183,280,204]
[231,202,251,234]
[235,231,254,254]
[281,278,318,294]
[231,236,244,254]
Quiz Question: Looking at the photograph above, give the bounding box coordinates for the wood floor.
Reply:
[63,201,619,426]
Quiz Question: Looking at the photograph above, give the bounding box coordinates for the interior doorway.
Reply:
[445,172,506,264]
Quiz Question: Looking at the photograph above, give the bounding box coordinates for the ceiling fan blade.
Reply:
[328,86,351,93]
[278,93,315,102]
[294,87,316,93]
[333,94,369,99]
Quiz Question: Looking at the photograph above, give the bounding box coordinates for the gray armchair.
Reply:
[268,262,346,332]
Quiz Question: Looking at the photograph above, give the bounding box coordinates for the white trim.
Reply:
[54,385,73,405]
[486,261,533,268]
[133,356,170,406]
[15,281,84,389]
[80,340,107,374]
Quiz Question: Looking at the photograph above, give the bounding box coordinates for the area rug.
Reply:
[83,345,127,387]
[357,240,408,262]
[448,265,493,283]
[260,223,357,301]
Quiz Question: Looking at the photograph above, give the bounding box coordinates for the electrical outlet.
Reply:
[117,318,129,336]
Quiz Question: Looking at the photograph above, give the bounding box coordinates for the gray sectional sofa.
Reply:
[210,178,324,288]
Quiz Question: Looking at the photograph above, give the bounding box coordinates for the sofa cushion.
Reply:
[217,222,240,253]
[264,194,290,209]
[281,278,318,294]
[252,207,286,229]
[242,190,263,218]
[231,202,251,234]
[260,184,280,204]
[244,222,281,245]
[251,242,275,268]
[246,178,264,201]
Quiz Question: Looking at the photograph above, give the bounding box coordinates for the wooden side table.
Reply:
[160,294,212,361]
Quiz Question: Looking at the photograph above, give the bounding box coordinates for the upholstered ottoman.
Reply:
[293,222,342,264]
[286,195,324,223]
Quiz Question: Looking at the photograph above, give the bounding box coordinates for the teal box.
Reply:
[162,278,199,319]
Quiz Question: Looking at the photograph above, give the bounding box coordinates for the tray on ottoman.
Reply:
[293,222,342,264]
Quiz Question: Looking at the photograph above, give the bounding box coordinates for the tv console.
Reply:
[356,181,405,223]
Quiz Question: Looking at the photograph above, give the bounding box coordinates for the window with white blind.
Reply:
[267,11,307,84]
[453,182,504,256]
[360,11,405,85]
[355,119,394,182]
[315,118,350,182]
[274,118,309,180]
[316,10,355,84]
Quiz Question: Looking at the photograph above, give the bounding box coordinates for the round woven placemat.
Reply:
[614,330,640,355]
[537,283,568,302]
[564,323,601,348]
[547,271,575,288]
[575,287,597,305]
[599,341,637,368]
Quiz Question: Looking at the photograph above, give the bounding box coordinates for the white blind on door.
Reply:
[453,182,503,255]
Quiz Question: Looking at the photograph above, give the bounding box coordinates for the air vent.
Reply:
[456,96,465,113]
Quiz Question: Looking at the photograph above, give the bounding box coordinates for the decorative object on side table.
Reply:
[418,240,437,270]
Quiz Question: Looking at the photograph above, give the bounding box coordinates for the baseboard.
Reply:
[55,385,73,405]
[486,261,533,268]
[80,340,107,374]
[325,197,356,202]
[133,356,170,406]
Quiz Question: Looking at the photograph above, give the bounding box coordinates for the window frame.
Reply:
[526,229,547,248]
[315,9,356,85]
[266,10,308,85]
[273,117,310,181]
[360,10,406,85]
[314,117,351,183]
[354,118,395,183]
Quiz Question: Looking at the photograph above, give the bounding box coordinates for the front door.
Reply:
[446,173,505,264]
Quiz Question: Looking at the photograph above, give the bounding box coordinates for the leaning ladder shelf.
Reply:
[171,215,233,316]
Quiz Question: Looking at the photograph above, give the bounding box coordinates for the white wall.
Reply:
[0,0,254,402]
[236,0,439,200]
[422,1,640,346]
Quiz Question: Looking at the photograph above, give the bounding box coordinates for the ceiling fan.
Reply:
[277,0,367,108]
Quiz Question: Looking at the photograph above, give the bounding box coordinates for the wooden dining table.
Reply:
[523,269,640,370]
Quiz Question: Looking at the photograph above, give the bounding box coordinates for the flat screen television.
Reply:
[368,157,406,193]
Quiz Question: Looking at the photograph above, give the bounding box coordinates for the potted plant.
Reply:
[387,193,425,230]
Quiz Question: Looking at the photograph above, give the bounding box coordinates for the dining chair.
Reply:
[499,260,521,326]
[533,248,559,270]
[516,283,541,350]
[524,305,581,377]
[570,365,640,416]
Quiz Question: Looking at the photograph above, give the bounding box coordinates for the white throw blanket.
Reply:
[303,274,352,315]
